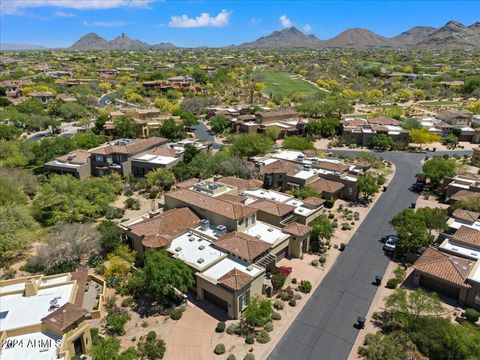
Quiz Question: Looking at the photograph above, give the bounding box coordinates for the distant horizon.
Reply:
[1,1,479,48]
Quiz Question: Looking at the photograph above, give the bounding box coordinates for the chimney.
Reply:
[201,219,210,231]
[24,278,39,297]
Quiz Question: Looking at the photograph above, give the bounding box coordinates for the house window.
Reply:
[239,290,250,311]
[475,292,480,305]
[95,155,103,162]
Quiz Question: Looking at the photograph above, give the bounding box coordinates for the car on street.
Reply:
[383,235,399,252]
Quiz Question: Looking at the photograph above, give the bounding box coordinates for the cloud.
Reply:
[1,0,154,15]
[55,11,75,17]
[83,20,130,27]
[249,17,262,26]
[303,24,312,32]
[169,9,230,28]
[279,15,292,28]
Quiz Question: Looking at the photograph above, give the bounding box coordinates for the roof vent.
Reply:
[197,258,205,264]
[198,245,205,250]
[246,265,253,272]
[255,235,261,239]
[268,228,274,232]
[175,247,182,252]
[239,192,246,196]
[298,209,304,213]
[189,236,195,242]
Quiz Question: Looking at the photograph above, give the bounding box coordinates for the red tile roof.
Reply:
[261,159,301,176]
[452,226,480,248]
[218,268,254,290]
[217,176,263,190]
[215,232,270,261]
[452,209,480,224]
[309,177,345,194]
[282,222,312,237]
[42,303,87,333]
[413,247,473,288]
[249,199,295,217]
[302,196,325,207]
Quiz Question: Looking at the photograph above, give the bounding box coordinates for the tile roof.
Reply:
[165,189,257,220]
[70,268,88,307]
[413,247,473,288]
[282,222,312,237]
[309,177,345,194]
[128,208,201,248]
[217,194,247,204]
[261,159,302,176]
[313,161,349,173]
[55,149,91,165]
[150,147,179,157]
[42,303,87,333]
[175,178,200,189]
[217,176,263,190]
[218,268,254,290]
[452,209,480,224]
[450,190,480,201]
[302,196,325,207]
[452,226,480,248]
[215,232,270,261]
[249,199,295,217]
[90,137,168,156]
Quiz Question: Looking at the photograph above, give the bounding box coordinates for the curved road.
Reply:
[268,150,471,360]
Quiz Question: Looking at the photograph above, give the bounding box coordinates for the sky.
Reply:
[0,0,479,47]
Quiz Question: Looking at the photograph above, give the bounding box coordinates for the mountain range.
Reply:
[1,20,479,51]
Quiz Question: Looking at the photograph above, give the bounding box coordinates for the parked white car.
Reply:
[383,235,399,252]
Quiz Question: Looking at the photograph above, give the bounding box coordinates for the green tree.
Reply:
[422,157,456,188]
[369,134,394,150]
[146,168,176,192]
[127,249,194,304]
[182,143,200,163]
[210,115,230,134]
[0,124,21,140]
[359,331,424,360]
[265,127,281,141]
[310,214,335,251]
[319,118,340,138]
[385,288,443,329]
[54,102,88,122]
[243,296,274,327]
[305,120,322,137]
[231,134,273,158]
[450,194,480,213]
[159,118,185,141]
[415,207,448,235]
[283,136,314,151]
[98,220,123,254]
[410,129,440,147]
[357,174,380,202]
[293,186,321,199]
[114,116,138,139]
[90,336,138,360]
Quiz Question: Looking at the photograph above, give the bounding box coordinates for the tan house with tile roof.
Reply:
[214,232,271,263]
[249,199,296,227]
[123,207,202,258]
[44,149,92,179]
[282,222,312,258]
[164,189,257,232]
[309,177,345,199]
[216,176,263,192]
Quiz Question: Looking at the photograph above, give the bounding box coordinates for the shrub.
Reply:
[256,330,270,344]
[465,308,480,323]
[149,189,159,199]
[124,197,140,210]
[227,355,237,360]
[319,255,326,264]
[277,266,292,277]
[264,322,273,332]
[226,322,241,335]
[291,277,297,284]
[298,280,312,294]
[386,278,400,289]
[328,213,335,219]
[214,344,226,355]
[277,288,294,301]
[294,293,302,300]
[271,312,282,321]
[289,299,296,307]
[324,198,335,208]
[106,207,125,219]
[273,299,285,310]
[311,259,319,267]
[216,321,226,333]
[141,320,149,328]
[271,273,287,291]
[341,223,351,230]
[244,354,255,360]
[393,266,406,281]
[123,188,134,196]
[245,334,255,344]
[170,307,183,320]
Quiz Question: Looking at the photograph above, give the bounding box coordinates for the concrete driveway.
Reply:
[165,304,217,360]
[268,150,472,360]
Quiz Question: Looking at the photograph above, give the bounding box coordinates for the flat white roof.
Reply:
[45,160,81,168]
[243,189,293,203]
[0,282,75,331]
[439,238,480,260]
[293,170,317,180]
[285,198,317,216]
[202,257,262,282]
[1,331,61,360]
[447,218,480,232]
[168,232,225,271]
[243,221,289,245]
[133,153,177,165]
[192,224,222,240]
[468,261,480,283]
[272,150,304,162]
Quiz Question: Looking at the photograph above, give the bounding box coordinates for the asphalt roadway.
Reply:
[268,150,471,360]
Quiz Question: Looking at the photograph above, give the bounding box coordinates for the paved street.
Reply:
[268,150,470,360]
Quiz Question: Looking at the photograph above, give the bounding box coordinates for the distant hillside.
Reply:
[415,21,480,49]
[68,33,176,50]
[238,27,323,48]
[0,43,47,51]
[321,28,393,48]
[391,26,436,46]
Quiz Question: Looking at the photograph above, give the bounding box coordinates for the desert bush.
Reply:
[272,312,282,321]
[256,330,270,344]
[298,280,312,294]
[289,299,296,307]
[216,321,226,333]
[264,322,273,332]
[274,300,285,310]
[214,344,226,355]
[465,308,480,323]
[245,334,255,344]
